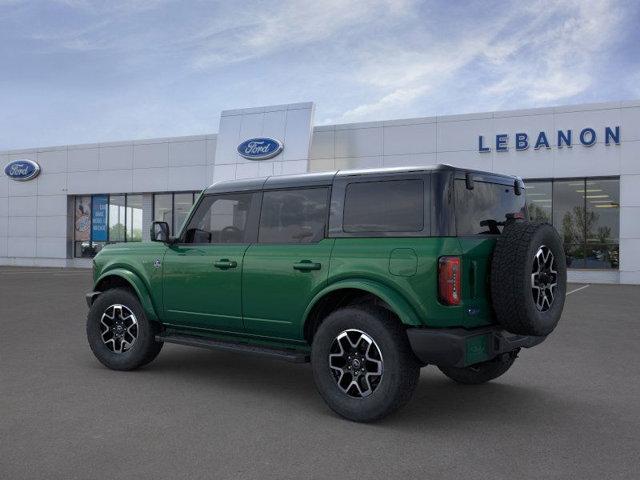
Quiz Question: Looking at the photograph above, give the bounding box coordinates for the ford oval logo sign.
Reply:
[4,159,41,181]
[237,137,283,160]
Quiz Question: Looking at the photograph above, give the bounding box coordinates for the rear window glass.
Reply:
[455,180,526,235]
[343,179,424,233]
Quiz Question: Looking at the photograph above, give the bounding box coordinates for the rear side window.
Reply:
[259,188,329,243]
[343,180,424,233]
[455,180,526,235]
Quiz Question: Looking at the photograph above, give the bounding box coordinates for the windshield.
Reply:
[455,180,526,235]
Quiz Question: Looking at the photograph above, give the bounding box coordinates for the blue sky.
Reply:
[1,0,639,150]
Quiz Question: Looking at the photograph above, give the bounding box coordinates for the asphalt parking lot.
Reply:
[1,267,639,479]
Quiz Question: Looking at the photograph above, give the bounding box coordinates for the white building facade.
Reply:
[1,100,639,284]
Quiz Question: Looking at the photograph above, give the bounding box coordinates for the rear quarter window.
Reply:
[343,179,424,233]
[455,180,526,235]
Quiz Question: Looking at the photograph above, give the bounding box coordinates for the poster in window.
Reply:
[91,195,108,242]
[75,196,91,242]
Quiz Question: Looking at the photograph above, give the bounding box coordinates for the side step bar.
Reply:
[156,333,310,363]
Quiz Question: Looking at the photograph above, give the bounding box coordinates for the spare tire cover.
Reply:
[490,222,567,336]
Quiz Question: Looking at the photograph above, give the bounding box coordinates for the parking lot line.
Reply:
[567,284,590,295]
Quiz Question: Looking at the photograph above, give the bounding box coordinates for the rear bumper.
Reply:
[406,326,546,368]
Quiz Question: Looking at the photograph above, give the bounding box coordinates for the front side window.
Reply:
[259,188,329,244]
[343,180,424,233]
[183,193,254,244]
[455,181,526,235]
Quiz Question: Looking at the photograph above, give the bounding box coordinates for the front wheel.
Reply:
[438,352,517,385]
[86,288,163,371]
[311,306,420,422]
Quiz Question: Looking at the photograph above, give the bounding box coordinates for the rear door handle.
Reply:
[214,259,237,269]
[293,260,321,271]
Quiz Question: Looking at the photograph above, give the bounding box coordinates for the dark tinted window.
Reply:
[343,180,424,233]
[183,193,254,244]
[259,188,328,243]
[455,180,526,235]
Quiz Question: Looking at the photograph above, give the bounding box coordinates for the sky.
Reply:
[1,0,639,150]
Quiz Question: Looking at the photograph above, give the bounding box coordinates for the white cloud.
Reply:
[334,0,625,122]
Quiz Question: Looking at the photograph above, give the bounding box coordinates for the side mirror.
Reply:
[151,221,170,242]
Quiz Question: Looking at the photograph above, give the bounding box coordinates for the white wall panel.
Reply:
[36,237,67,258]
[134,142,169,169]
[236,162,260,179]
[37,195,68,217]
[37,215,67,237]
[620,175,640,206]
[620,106,640,142]
[620,206,640,238]
[36,149,67,173]
[167,165,207,191]
[383,123,436,155]
[282,106,314,162]
[620,140,640,175]
[99,144,133,170]
[8,217,36,237]
[37,172,67,195]
[8,178,37,196]
[438,118,494,152]
[7,237,36,257]
[133,167,169,192]
[169,140,206,166]
[8,195,36,217]
[310,130,334,159]
[335,128,382,158]
[68,147,99,171]
[68,170,133,194]
[382,153,437,168]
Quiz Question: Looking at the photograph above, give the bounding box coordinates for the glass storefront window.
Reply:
[74,196,92,257]
[525,181,552,223]
[153,192,198,236]
[109,195,126,243]
[585,179,619,269]
[525,177,620,270]
[126,194,143,242]
[174,193,195,235]
[154,193,172,228]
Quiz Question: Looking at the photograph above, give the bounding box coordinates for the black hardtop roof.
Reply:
[204,164,521,194]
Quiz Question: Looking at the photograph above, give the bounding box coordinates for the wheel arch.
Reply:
[94,269,159,321]
[302,279,421,343]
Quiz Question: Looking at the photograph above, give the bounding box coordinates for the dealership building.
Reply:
[1,100,639,284]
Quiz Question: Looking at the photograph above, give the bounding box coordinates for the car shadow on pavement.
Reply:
[110,344,574,428]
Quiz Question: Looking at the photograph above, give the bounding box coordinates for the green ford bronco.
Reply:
[86,165,566,422]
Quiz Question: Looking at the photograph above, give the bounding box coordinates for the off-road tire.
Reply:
[311,306,420,422]
[438,352,517,385]
[491,221,567,336]
[87,288,163,371]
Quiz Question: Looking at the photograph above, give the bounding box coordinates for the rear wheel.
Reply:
[438,352,517,385]
[311,306,419,422]
[86,288,163,371]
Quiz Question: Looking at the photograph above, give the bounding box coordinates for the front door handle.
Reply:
[214,259,237,269]
[293,260,321,271]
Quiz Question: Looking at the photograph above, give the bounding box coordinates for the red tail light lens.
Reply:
[438,256,461,305]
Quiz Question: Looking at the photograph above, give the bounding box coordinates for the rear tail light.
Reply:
[438,256,461,305]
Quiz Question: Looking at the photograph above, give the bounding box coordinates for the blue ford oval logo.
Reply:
[237,137,283,160]
[4,159,41,181]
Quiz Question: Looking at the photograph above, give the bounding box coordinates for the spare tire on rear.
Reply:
[491,221,567,336]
